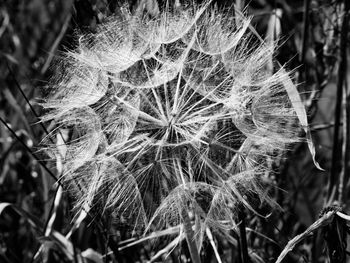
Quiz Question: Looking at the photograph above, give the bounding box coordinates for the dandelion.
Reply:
[42,1,317,260]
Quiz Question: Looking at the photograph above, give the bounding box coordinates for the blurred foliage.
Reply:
[0,0,349,262]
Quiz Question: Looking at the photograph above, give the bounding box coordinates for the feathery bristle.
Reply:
[42,1,308,243]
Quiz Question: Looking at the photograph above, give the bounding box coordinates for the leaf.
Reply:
[2,87,33,137]
[44,186,63,236]
[55,129,69,175]
[0,202,42,229]
[81,248,103,263]
[49,232,74,260]
[281,68,324,170]
[1,52,19,64]
[205,228,223,263]
[275,211,335,263]
[0,202,11,215]
[118,225,181,250]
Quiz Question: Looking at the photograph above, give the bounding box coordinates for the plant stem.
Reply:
[238,206,249,263]
[181,209,201,263]
[329,0,350,203]
[337,0,350,203]
[301,0,310,63]
[298,0,310,84]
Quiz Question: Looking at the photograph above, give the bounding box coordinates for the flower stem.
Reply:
[336,0,350,204]
[238,206,249,263]
[181,209,201,263]
[329,0,350,203]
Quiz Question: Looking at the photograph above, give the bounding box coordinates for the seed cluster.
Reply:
[43,3,304,236]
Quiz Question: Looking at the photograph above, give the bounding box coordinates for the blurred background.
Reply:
[0,0,348,262]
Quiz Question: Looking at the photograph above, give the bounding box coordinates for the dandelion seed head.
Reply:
[42,1,308,241]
